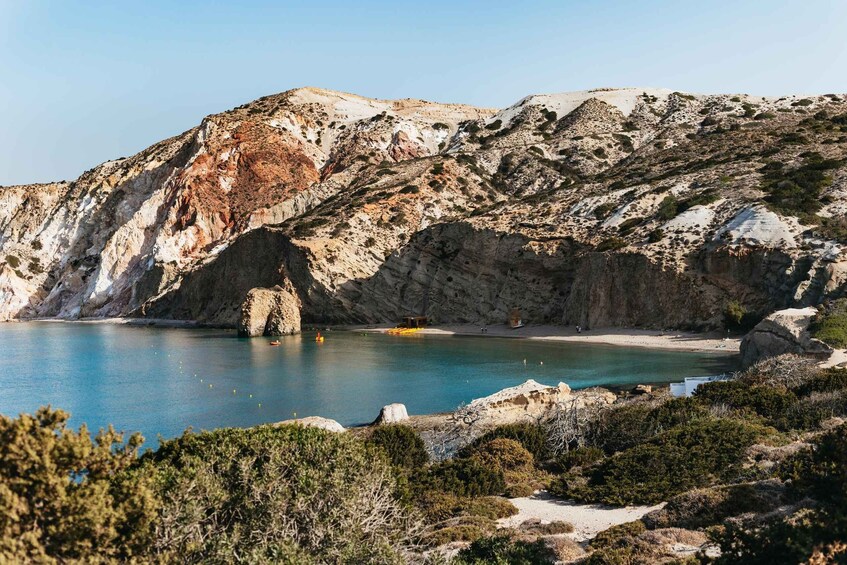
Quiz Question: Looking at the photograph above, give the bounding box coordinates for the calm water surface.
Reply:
[0,322,737,442]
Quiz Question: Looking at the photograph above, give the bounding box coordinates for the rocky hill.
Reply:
[2,86,846,330]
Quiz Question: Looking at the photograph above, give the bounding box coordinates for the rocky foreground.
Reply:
[2,87,847,332]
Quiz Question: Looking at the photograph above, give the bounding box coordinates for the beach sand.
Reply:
[498,492,663,542]
[351,323,740,354]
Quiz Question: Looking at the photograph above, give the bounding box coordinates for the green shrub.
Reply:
[617,217,642,236]
[712,424,847,563]
[591,520,646,549]
[656,195,679,220]
[647,228,664,243]
[694,380,798,422]
[414,459,505,498]
[809,299,847,348]
[558,446,605,470]
[144,424,415,564]
[5,255,19,269]
[591,397,708,454]
[795,367,847,396]
[723,300,761,332]
[760,153,842,217]
[594,202,617,220]
[459,423,548,461]
[596,237,627,252]
[454,535,555,565]
[0,407,155,563]
[553,418,770,505]
[367,424,429,470]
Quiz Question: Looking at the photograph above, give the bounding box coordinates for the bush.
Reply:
[558,446,605,470]
[760,153,842,217]
[723,300,761,331]
[414,459,505,498]
[590,397,709,454]
[794,367,847,396]
[642,481,788,530]
[694,380,797,423]
[367,424,429,470]
[0,407,155,563]
[647,228,664,243]
[144,424,416,564]
[591,521,646,549]
[596,237,627,252]
[459,423,548,461]
[553,418,770,505]
[454,535,555,565]
[809,299,847,348]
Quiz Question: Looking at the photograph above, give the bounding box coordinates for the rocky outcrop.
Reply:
[237,283,301,337]
[374,403,409,425]
[2,87,847,329]
[459,379,615,426]
[740,307,833,367]
[276,416,345,433]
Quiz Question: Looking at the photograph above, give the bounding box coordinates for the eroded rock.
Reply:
[237,283,301,337]
[740,307,832,367]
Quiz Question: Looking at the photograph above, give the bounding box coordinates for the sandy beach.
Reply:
[351,323,740,354]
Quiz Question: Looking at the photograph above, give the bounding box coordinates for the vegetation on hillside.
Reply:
[3,355,847,563]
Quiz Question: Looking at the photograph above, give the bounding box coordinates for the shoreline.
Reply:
[8,318,740,354]
[347,323,740,354]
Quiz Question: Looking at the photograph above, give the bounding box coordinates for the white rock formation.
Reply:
[374,403,409,424]
[276,416,345,433]
[740,307,833,367]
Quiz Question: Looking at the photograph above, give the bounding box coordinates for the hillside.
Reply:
[2,87,846,329]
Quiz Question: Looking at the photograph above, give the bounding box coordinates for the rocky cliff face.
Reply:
[2,87,847,329]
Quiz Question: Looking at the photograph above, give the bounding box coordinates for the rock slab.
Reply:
[276,416,345,433]
[740,307,832,367]
[238,283,301,337]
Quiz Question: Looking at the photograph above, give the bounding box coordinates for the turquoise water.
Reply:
[0,323,736,443]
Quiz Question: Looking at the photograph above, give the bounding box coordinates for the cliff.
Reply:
[2,87,846,329]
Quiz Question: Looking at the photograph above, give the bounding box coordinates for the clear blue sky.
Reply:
[2,0,847,185]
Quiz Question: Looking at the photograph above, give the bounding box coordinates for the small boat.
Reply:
[315,332,325,343]
[269,340,281,346]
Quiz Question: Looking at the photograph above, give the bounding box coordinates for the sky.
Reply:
[2,0,847,185]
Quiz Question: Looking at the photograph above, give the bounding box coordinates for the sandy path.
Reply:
[498,492,664,542]
[350,323,739,354]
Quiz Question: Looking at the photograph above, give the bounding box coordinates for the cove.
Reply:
[0,322,737,442]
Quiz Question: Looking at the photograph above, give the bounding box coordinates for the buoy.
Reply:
[209,384,213,388]
[249,394,253,398]
[540,361,544,365]
[232,389,236,394]
[258,403,262,408]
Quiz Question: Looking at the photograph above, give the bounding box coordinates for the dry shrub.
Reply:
[642,480,788,530]
[544,535,586,562]
[518,518,575,535]
[640,527,707,547]
[740,354,820,389]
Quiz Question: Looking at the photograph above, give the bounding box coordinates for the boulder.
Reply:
[374,403,409,425]
[632,384,653,395]
[740,307,832,367]
[277,416,345,433]
[238,282,301,337]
